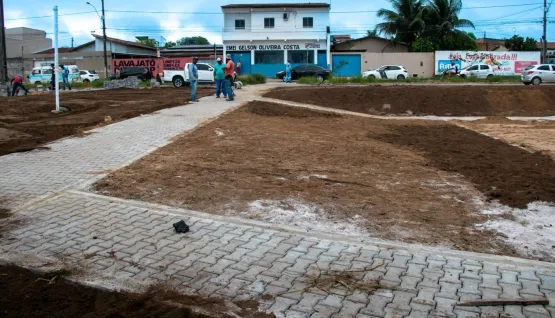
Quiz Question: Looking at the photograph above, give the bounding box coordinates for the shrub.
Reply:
[238,73,266,85]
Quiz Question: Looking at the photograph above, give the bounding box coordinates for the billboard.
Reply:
[435,51,541,75]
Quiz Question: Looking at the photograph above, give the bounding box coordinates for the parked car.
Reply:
[28,65,80,85]
[276,65,331,81]
[162,63,215,88]
[119,67,153,81]
[362,65,408,80]
[521,64,555,85]
[79,70,100,83]
[458,64,494,79]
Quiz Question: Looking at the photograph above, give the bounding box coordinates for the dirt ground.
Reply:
[0,265,273,318]
[264,85,555,116]
[457,117,555,159]
[0,87,213,156]
[94,102,555,260]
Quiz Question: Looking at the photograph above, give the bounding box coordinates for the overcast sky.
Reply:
[4,0,553,47]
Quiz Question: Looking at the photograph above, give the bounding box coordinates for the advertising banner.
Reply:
[435,51,541,75]
[112,58,164,76]
[161,58,192,71]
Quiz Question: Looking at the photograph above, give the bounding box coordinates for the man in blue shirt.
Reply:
[285,60,292,83]
[188,57,199,102]
[61,64,71,90]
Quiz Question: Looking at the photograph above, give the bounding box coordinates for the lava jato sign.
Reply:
[435,51,541,75]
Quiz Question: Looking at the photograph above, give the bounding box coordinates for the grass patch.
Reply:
[238,73,266,85]
[296,74,521,85]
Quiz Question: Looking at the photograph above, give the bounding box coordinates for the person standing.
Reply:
[50,63,56,91]
[225,54,235,101]
[61,65,72,90]
[236,60,242,76]
[188,57,199,102]
[285,60,292,83]
[214,57,227,98]
[11,75,29,96]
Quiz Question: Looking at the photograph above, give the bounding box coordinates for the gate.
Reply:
[331,54,361,76]
[317,51,328,69]
[230,52,251,75]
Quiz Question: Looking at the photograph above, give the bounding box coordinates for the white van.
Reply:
[28,65,80,84]
[162,63,215,88]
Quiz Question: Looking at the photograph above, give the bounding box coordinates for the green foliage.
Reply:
[164,41,177,48]
[137,39,157,47]
[505,35,540,51]
[238,73,266,85]
[376,0,477,50]
[177,36,210,46]
[90,79,105,88]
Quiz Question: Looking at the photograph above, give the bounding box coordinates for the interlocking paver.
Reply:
[2,91,555,318]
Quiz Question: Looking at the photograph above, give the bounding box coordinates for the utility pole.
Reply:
[484,31,488,51]
[71,37,74,48]
[101,0,108,78]
[543,0,548,63]
[0,0,8,87]
[20,45,24,76]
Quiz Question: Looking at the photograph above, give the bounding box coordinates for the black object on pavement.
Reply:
[173,220,190,233]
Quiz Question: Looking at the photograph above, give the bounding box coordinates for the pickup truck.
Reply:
[162,62,215,88]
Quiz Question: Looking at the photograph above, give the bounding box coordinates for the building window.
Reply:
[288,50,315,64]
[235,20,245,30]
[303,17,313,28]
[264,18,275,28]
[255,51,283,64]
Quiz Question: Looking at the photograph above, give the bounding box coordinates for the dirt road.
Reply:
[264,85,555,116]
[0,87,213,156]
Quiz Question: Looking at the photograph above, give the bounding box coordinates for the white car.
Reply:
[459,64,494,79]
[79,70,100,83]
[162,63,215,88]
[362,65,408,79]
[521,64,555,85]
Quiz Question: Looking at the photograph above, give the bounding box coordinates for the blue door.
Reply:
[317,51,328,69]
[230,52,251,75]
[332,54,361,77]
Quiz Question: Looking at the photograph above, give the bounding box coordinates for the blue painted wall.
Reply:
[332,54,362,77]
[317,51,328,69]
[230,52,251,75]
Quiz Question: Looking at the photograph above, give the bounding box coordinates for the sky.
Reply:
[4,0,554,48]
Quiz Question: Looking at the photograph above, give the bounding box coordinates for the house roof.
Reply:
[91,34,157,50]
[476,37,504,44]
[337,35,408,47]
[33,40,95,54]
[222,3,330,9]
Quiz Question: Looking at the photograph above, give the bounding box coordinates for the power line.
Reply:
[4,11,97,21]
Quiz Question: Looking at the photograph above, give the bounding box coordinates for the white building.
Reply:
[222,3,331,76]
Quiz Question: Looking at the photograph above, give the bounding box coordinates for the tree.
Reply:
[164,41,177,48]
[423,0,475,36]
[137,39,157,47]
[374,0,426,46]
[410,36,436,52]
[367,30,379,37]
[177,36,210,46]
[505,35,540,51]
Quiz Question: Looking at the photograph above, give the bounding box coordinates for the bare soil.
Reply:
[457,118,555,159]
[0,87,213,156]
[95,102,555,258]
[0,265,273,318]
[263,85,555,116]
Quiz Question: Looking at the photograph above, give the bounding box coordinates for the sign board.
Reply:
[226,42,324,51]
[435,51,541,75]
[112,58,164,76]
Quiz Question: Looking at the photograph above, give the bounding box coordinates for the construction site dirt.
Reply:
[0,265,273,318]
[95,101,555,262]
[264,85,555,117]
[0,87,213,156]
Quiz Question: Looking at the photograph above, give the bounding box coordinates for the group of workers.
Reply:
[187,54,237,102]
[7,64,72,97]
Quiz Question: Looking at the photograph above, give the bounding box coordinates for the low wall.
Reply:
[361,52,435,78]
[104,77,140,90]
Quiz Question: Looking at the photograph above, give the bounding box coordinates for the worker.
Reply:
[61,64,71,90]
[188,57,199,102]
[11,75,29,96]
[236,60,242,76]
[285,60,292,83]
[50,63,56,91]
[214,57,227,99]
[225,54,235,101]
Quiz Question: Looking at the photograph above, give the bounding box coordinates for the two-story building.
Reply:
[222,3,331,77]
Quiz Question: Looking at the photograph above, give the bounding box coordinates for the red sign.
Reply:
[162,58,192,71]
[515,61,537,74]
[112,58,164,76]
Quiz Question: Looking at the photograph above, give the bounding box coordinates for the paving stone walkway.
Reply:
[0,86,554,317]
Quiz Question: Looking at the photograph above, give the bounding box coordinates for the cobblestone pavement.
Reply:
[0,85,554,317]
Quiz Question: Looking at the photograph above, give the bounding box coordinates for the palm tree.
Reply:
[374,0,426,46]
[424,0,475,34]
